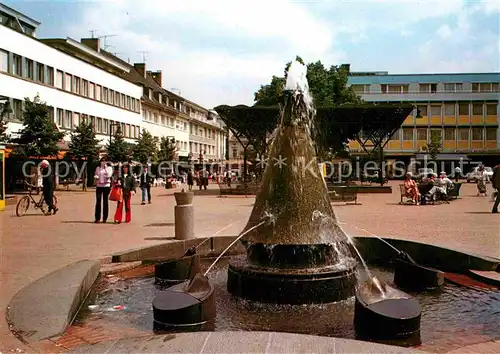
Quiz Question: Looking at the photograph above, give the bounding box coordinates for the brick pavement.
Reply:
[1,181,499,352]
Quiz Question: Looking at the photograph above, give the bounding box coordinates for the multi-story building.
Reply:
[347,71,500,167]
[0,3,143,151]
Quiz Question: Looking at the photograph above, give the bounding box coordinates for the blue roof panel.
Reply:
[348,73,500,85]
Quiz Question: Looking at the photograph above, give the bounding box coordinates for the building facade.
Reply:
[347,72,500,165]
[0,4,143,150]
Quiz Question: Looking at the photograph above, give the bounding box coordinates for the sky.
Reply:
[4,0,500,109]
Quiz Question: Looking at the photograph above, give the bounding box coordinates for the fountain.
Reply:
[227,60,358,304]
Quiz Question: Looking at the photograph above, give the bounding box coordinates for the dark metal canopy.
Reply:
[215,103,415,156]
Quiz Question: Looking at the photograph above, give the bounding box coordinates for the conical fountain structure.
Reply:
[227,60,357,304]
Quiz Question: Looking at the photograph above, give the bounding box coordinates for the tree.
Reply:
[426,130,442,160]
[254,60,361,107]
[133,129,158,164]
[106,128,130,163]
[68,117,101,189]
[0,115,8,143]
[12,95,65,158]
[157,137,177,162]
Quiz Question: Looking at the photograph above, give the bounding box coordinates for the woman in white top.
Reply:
[94,156,113,223]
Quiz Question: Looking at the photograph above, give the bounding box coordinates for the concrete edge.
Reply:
[6,259,101,343]
[69,331,429,353]
[110,235,499,273]
[468,269,500,287]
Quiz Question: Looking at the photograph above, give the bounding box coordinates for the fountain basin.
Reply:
[227,256,357,304]
[152,273,215,330]
[394,258,444,291]
[154,255,201,287]
[354,280,421,345]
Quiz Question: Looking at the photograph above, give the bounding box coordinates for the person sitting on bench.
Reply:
[429,172,453,200]
[404,172,420,205]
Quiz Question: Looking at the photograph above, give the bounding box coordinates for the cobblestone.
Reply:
[1,181,498,352]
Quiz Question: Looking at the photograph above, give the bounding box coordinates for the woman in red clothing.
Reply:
[114,163,137,224]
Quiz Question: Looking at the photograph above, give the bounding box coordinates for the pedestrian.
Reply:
[40,160,58,215]
[114,163,136,224]
[492,163,500,213]
[139,164,152,205]
[187,169,194,191]
[476,165,488,197]
[201,168,209,190]
[454,165,462,183]
[94,156,113,223]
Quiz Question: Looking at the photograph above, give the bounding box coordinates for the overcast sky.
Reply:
[5,0,500,109]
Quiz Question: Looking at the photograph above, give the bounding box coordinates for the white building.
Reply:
[0,3,143,150]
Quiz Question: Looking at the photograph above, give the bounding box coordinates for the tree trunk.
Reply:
[243,146,248,184]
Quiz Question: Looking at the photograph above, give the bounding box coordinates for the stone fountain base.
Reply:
[227,256,357,304]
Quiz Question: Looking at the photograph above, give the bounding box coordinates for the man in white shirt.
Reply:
[429,171,453,200]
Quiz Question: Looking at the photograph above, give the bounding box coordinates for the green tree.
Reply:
[0,115,8,143]
[157,137,177,162]
[12,95,65,158]
[106,127,130,163]
[254,60,361,107]
[133,129,158,164]
[68,117,101,189]
[426,130,442,160]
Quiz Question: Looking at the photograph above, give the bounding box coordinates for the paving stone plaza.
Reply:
[1,181,499,353]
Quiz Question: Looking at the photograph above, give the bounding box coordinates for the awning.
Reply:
[415,153,470,161]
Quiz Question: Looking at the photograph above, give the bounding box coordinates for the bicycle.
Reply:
[16,181,58,217]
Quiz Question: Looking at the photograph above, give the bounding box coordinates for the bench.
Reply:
[329,186,359,204]
[399,184,415,204]
[217,181,259,197]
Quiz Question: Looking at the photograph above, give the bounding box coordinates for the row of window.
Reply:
[147,88,208,121]
[55,108,140,139]
[189,142,216,155]
[143,109,188,131]
[391,127,497,142]
[352,82,499,94]
[411,103,497,117]
[0,48,140,114]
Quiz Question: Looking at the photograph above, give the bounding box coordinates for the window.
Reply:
[73,76,80,94]
[458,103,469,115]
[73,112,80,127]
[444,83,455,92]
[102,87,108,102]
[0,50,8,72]
[458,128,469,141]
[430,129,442,140]
[232,147,238,158]
[419,84,429,93]
[115,92,119,106]
[131,98,136,111]
[103,119,108,134]
[472,104,483,115]
[109,90,114,105]
[444,103,455,116]
[65,73,72,92]
[55,70,63,89]
[492,83,499,92]
[351,84,369,94]
[57,108,64,127]
[126,124,131,137]
[417,105,427,116]
[126,96,130,110]
[91,116,95,130]
[120,93,125,107]
[12,54,22,76]
[89,82,95,99]
[417,128,427,141]
[25,58,34,79]
[65,110,72,129]
[12,99,22,121]
[95,85,101,101]
[444,128,455,140]
[486,104,497,115]
[36,62,44,83]
[486,128,497,140]
[82,80,89,96]
[430,105,441,116]
[479,83,492,92]
[46,66,54,86]
[387,85,409,93]
[455,83,463,92]
[390,129,400,140]
[472,128,483,141]
[402,128,413,141]
[430,84,437,93]
[472,83,479,92]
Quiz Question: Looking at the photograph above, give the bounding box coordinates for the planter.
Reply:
[174,191,194,205]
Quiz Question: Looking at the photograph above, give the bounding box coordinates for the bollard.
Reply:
[174,189,195,240]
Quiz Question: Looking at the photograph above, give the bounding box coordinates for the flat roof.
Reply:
[0,3,40,27]
[348,72,500,84]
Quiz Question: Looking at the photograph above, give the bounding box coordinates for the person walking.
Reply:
[114,163,136,224]
[139,165,152,205]
[454,166,462,183]
[187,169,194,191]
[40,160,58,215]
[201,168,209,190]
[492,163,500,213]
[94,157,113,223]
[476,165,489,197]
